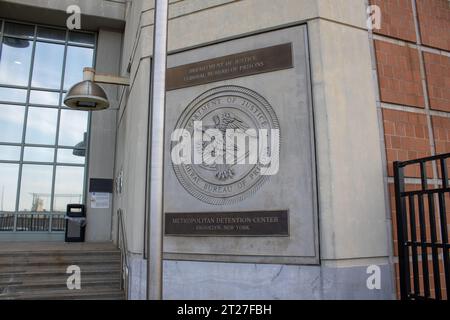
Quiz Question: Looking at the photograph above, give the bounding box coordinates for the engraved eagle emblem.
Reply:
[195,112,256,181]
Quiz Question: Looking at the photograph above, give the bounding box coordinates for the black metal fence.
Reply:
[394,153,450,300]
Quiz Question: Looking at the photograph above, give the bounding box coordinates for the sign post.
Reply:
[147,0,169,300]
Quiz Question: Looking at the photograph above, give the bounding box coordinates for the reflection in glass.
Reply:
[23,147,54,162]
[25,107,58,145]
[0,87,27,103]
[68,32,95,46]
[4,22,34,38]
[0,104,25,143]
[0,163,19,212]
[64,46,94,90]
[32,42,64,89]
[0,145,21,161]
[29,90,60,106]
[57,148,85,164]
[0,37,33,86]
[37,27,66,42]
[19,164,53,212]
[58,110,88,147]
[53,166,84,212]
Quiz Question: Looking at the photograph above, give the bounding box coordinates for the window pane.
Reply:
[32,42,64,89]
[0,104,25,143]
[0,87,27,103]
[4,22,34,38]
[64,46,94,90]
[25,107,58,145]
[23,147,54,162]
[57,148,85,164]
[53,166,84,212]
[0,37,33,86]
[58,110,88,147]
[0,145,21,161]
[68,32,95,46]
[29,90,60,106]
[0,163,19,212]
[37,27,66,42]
[19,164,52,212]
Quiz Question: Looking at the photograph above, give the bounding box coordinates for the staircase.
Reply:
[0,242,125,300]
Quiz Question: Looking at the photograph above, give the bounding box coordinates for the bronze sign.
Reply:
[165,211,289,236]
[166,43,293,90]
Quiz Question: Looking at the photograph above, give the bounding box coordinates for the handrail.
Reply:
[117,209,131,299]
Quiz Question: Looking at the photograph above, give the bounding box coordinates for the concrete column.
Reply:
[85,29,122,241]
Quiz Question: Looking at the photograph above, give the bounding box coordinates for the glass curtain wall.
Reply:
[0,20,96,234]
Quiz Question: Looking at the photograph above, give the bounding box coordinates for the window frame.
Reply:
[0,19,97,233]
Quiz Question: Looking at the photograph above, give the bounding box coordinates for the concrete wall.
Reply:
[1,0,393,299]
[0,0,126,30]
[85,29,122,241]
[112,0,152,253]
[116,0,394,299]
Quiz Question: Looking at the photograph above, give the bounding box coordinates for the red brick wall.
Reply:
[416,0,450,51]
[375,41,424,108]
[371,0,416,42]
[374,0,450,300]
[382,109,431,177]
[432,116,450,154]
[424,52,450,112]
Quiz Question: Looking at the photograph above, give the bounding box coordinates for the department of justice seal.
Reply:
[172,85,280,205]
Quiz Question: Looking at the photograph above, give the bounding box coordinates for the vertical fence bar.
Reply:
[417,192,430,298]
[438,192,449,297]
[439,158,449,299]
[394,161,410,299]
[441,158,448,189]
[420,162,427,191]
[428,192,442,299]
[408,195,420,295]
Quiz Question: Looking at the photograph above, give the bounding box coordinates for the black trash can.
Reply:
[65,204,86,242]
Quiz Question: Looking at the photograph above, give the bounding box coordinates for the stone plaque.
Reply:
[164,25,318,264]
[166,43,293,90]
[165,211,289,236]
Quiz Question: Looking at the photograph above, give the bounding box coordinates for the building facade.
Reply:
[0,0,449,300]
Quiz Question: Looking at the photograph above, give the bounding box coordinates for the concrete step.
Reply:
[0,261,121,272]
[0,288,125,300]
[0,271,120,285]
[0,252,120,263]
[0,257,120,268]
[1,278,120,294]
[0,250,120,258]
[0,267,120,280]
[0,242,124,300]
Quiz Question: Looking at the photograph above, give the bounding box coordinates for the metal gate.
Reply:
[394,153,450,300]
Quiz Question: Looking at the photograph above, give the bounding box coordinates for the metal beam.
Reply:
[147,0,169,300]
[83,67,130,86]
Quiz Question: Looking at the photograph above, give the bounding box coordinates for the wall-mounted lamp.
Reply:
[64,67,130,111]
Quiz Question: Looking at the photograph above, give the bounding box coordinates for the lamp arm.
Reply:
[83,67,130,86]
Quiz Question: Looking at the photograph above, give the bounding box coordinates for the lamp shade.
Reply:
[64,80,109,111]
